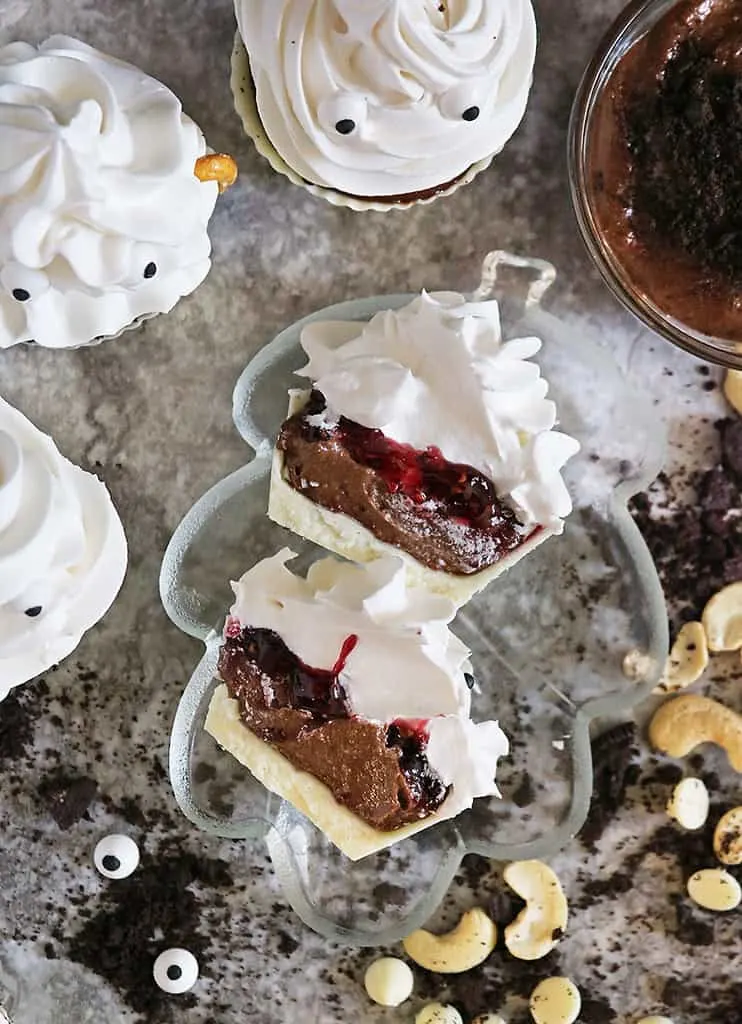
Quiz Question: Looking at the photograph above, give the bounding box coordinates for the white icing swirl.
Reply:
[0,397,128,697]
[299,291,580,530]
[237,0,537,197]
[228,549,509,816]
[0,36,219,349]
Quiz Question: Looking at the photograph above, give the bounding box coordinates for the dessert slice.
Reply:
[269,291,580,604]
[205,549,509,861]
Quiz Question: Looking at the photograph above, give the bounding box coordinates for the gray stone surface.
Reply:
[0,1,740,1022]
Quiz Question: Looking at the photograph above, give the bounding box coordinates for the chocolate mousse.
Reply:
[588,0,742,341]
[218,623,448,831]
[276,390,531,576]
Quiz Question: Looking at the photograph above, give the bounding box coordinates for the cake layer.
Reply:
[204,550,509,856]
[277,389,530,576]
[218,624,448,831]
[206,685,463,861]
[269,392,556,605]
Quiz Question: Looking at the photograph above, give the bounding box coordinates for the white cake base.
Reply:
[205,684,461,861]
[268,391,559,606]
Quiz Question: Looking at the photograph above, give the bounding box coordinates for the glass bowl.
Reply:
[568,0,742,370]
[160,250,668,944]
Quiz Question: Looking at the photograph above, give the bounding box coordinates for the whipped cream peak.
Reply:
[237,0,537,197]
[298,291,580,529]
[0,397,128,698]
[0,35,219,348]
[228,548,508,815]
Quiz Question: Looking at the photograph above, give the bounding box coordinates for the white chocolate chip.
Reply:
[635,1017,675,1024]
[666,777,710,830]
[415,1003,464,1024]
[363,957,413,1007]
[687,868,742,912]
[701,582,742,652]
[529,977,581,1024]
[503,860,568,960]
[724,368,742,415]
[714,806,742,865]
[656,622,708,693]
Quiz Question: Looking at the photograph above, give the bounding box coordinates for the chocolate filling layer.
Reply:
[588,0,742,340]
[276,390,529,576]
[218,625,448,832]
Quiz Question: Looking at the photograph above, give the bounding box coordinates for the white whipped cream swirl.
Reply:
[0,36,219,349]
[228,549,509,817]
[237,0,537,197]
[0,397,127,697]
[299,292,580,530]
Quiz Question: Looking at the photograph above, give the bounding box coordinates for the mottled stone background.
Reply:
[0,1,740,1022]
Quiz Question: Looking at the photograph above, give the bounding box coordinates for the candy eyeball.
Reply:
[438,80,488,122]
[93,834,140,879]
[318,92,368,138]
[153,948,199,994]
[11,579,55,622]
[0,264,50,303]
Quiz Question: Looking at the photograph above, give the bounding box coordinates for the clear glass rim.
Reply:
[567,0,742,370]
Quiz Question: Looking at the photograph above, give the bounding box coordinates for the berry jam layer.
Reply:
[218,625,448,832]
[277,390,530,576]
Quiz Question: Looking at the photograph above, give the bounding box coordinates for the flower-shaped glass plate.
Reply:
[160,251,668,944]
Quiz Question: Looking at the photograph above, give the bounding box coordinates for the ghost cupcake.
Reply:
[0,36,237,349]
[232,0,537,210]
[0,397,127,699]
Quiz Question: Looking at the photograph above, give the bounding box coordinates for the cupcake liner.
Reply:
[230,33,499,213]
[16,310,159,351]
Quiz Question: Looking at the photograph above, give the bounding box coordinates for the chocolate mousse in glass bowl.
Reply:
[569,0,742,368]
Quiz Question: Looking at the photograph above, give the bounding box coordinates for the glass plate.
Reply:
[160,251,669,944]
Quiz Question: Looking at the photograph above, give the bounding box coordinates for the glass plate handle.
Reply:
[471,249,557,308]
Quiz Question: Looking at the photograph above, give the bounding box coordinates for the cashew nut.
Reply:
[687,868,742,911]
[194,153,238,193]
[702,582,742,652]
[363,957,413,1007]
[403,907,497,973]
[656,622,708,693]
[503,860,568,961]
[724,368,742,415]
[666,777,709,830]
[415,1004,464,1024]
[714,806,742,865]
[529,977,581,1024]
[648,695,742,771]
[636,1018,675,1024]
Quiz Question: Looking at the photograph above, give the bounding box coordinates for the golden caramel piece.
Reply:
[194,153,238,193]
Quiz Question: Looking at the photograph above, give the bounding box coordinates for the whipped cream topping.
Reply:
[237,0,537,197]
[0,398,127,697]
[228,549,509,811]
[299,292,580,530]
[0,36,219,349]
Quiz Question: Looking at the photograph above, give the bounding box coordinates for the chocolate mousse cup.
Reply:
[569,0,742,368]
